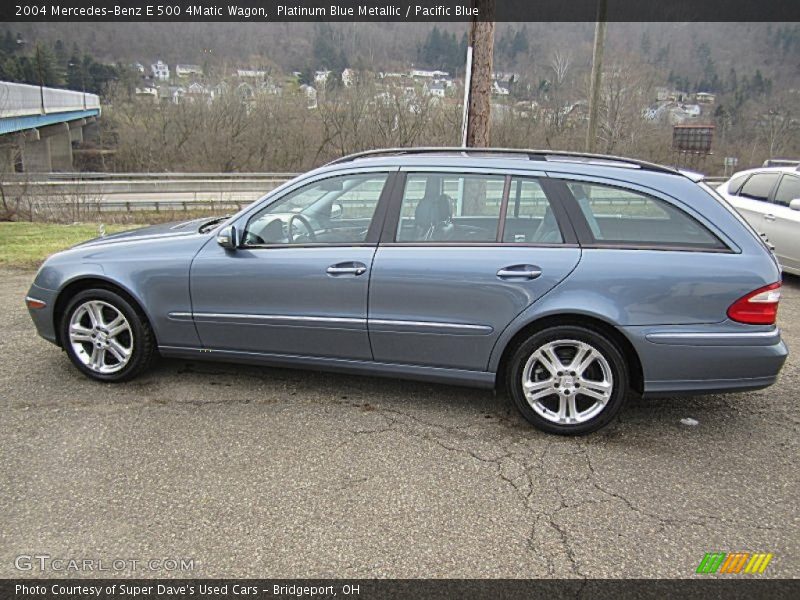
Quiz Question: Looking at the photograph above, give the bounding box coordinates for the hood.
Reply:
[73,218,213,248]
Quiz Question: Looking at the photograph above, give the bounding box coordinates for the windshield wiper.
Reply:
[198,215,231,234]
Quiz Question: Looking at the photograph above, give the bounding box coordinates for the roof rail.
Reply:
[324,146,680,175]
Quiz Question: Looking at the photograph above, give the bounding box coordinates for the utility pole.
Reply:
[464,0,496,148]
[585,0,607,153]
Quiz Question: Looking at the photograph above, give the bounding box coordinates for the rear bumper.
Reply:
[620,324,788,398]
[26,283,59,346]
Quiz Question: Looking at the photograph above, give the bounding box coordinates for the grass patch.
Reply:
[0,222,138,268]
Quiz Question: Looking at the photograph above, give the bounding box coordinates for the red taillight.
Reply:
[727,282,782,325]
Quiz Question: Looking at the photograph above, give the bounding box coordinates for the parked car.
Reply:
[718,165,800,275]
[26,148,788,434]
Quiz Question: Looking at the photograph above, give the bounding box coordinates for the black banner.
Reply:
[1,0,799,23]
[3,579,800,600]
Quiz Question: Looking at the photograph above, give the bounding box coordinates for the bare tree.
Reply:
[755,92,800,159]
[597,61,657,155]
[544,50,573,138]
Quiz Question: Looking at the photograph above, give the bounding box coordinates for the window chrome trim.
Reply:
[237,243,377,250]
[580,243,733,254]
[378,242,578,248]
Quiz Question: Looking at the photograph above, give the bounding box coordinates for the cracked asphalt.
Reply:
[1,267,798,579]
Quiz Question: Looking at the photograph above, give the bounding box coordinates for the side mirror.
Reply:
[217,225,238,250]
[330,203,343,220]
[790,199,800,211]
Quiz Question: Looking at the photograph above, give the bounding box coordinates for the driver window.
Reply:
[243,173,388,246]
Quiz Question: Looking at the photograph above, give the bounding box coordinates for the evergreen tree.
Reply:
[312,23,346,72]
[726,68,738,94]
[32,43,64,87]
[1,31,16,54]
[53,39,68,68]
[640,31,651,57]
[510,27,529,60]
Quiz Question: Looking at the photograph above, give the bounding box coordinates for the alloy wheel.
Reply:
[68,300,134,375]
[521,339,614,425]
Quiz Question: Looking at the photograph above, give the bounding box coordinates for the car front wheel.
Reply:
[61,288,156,382]
[507,325,629,435]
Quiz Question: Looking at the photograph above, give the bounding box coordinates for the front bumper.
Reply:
[620,324,788,397]
[26,283,60,346]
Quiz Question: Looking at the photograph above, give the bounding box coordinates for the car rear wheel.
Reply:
[61,288,156,382]
[507,325,629,435]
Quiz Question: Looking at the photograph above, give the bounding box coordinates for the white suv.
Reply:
[719,165,800,275]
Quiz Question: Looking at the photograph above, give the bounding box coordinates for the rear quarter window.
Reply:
[727,173,748,195]
[564,181,726,250]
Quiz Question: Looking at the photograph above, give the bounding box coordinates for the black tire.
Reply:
[506,325,629,435]
[60,287,157,382]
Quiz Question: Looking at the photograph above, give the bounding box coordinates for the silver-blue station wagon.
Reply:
[26,148,788,434]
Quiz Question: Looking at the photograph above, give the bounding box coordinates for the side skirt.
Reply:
[158,346,497,389]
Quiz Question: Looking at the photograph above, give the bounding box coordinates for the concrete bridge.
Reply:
[0,81,101,172]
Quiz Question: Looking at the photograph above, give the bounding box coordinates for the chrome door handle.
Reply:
[765,214,776,221]
[327,264,367,276]
[497,267,542,279]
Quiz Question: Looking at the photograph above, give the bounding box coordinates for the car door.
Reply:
[189,169,397,360]
[764,173,800,271]
[368,170,581,372]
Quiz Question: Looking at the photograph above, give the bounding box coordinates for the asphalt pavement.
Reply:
[1,268,797,578]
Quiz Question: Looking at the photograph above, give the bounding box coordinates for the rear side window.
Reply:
[503,178,563,243]
[396,173,505,242]
[774,175,800,207]
[565,182,726,250]
[739,173,780,201]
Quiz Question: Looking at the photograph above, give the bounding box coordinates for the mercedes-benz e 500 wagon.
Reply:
[26,148,788,434]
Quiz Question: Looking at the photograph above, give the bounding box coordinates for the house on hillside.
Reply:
[411,69,449,79]
[342,68,356,87]
[159,86,185,104]
[134,86,158,103]
[695,92,716,105]
[299,84,318,109]
[236,82,255,100]
[176,64,203,78]
[237,69,267,79]
[213,82,229,97]
[151,60,170,81]
[314,70,331,86]
[185,82,212,103]
[425,81,446,98]
[492,80,510,96]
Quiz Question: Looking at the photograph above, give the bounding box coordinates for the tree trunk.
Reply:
[466,0,496,148]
